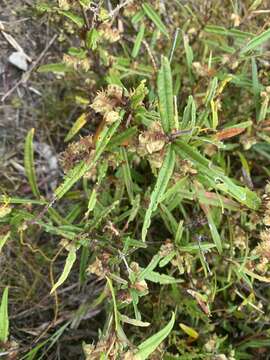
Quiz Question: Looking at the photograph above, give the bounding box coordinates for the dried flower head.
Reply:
[231,13,241,27]
[148,150,166,170]
[159,240,174,257]
[138,121,166,156]
[172,253,193,274]
[90,90,115,114]
[90,85,123,116]
[104,110,120,124]
[83,334,119,360]
[59,135,95,173]
[233,225,247,250]
[63,54,91,72]
[123,2,139,17]
[99,22,121,43]
[263,211,270,226]
[87,257,105,279]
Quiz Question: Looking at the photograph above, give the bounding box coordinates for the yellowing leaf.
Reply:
[215,127,245,140]
[50,247,77,293]
[179,323,199,339]
[0,205,12,218]
[64,113,88,142]
[0,232,10,253]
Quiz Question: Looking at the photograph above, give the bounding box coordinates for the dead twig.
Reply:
[1,34,58,102]
[0,21,32,62]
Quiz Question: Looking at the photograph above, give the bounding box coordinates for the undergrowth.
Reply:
[1,0,270,359]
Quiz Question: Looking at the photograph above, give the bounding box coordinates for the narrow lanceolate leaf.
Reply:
[215,127,245,141]
[134,312,175,360]
[158,57,174,134]
[64,113,88,142]
[37,63,70,73]
[0,232,10,253]
[179,323,199,339]
[241,27,270,54]
[142,145,175,242]
[58,10,84,27]
[142,3,169,37]
[202,203,222,254]
[0,287,9,343]
[143,270,181,284]
[174,141,261,210]
[54,113,123,200]
[24,128,40,198]
[120,147,134,202]
[132,23,145,58]
[50,247,77,294]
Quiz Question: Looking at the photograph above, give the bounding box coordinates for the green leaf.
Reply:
[120,147,134,202]
[130,80,148,110]
[204,77,218,106]
[182,95,196,129]
[50,247,77,293]
[134,312,175,360]
[24,128,40,198]
[58,10,85,27]
[106,277,120,334]
[138,254,161,281]
[183,33,193,79]
[252,57,261,120]
[64,113,88,142]
[0,232,10,253]
[142,145,175,241]
[86,28,100,50]
[79,0,91,8]
[158,56,174,133]
[132,23,145,58]
[241,27,270,54]
[68,47,87,59]
[203,204,222,254]
[54,113,123,200]
[142,3,169,37]
[174,141,261,210]
[204,25,253,39]
[37,63,71,73]
[0,287,9,343]
[144,270,181,284]
[125,194,141,228]
[108,127,137,149]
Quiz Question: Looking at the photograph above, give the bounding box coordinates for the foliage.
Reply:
[2,0,270,359]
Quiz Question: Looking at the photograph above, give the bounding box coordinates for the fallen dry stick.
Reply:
[1,33,58,102]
